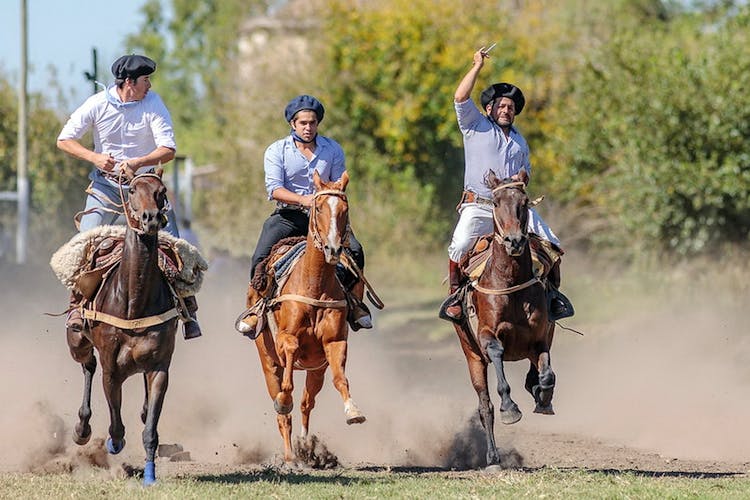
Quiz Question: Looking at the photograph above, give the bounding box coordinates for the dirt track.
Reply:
[1,255,749,478]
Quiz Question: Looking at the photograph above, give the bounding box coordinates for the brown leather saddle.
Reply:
[458,233,562,285]
[75,236,184,301]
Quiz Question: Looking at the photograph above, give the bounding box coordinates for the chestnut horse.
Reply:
[66,170,180,485]
[452,169,556,467]
[254,171,365,462]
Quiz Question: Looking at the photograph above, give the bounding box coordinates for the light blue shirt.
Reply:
[455,98,530,199]
[264,134,346,199]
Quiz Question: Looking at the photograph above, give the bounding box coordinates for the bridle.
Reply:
[490,180,529,243]
[120,172,170,235]
[472,180,541,296]
[308,188,351,251]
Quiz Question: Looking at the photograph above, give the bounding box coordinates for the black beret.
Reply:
[480,82,525,115]
[111,55,157,81]
[284,95,325,123]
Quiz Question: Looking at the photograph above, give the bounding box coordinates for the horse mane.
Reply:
[251,236,306,292]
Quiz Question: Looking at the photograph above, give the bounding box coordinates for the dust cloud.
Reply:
[1,250,748,473]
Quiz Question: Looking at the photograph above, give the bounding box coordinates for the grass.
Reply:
[1,467,748,499]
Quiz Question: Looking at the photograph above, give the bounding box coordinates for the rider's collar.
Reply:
[104,84,141,108]
[291,130,317,144]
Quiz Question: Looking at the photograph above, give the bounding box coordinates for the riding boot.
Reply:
[547,261,574,320]
[237,283,261,338]
[66,291,84,332]
[346,279,372,331]
[439,260,464,322]
[182,295,203,339]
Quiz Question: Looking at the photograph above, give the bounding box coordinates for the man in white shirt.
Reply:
[57,54,202,339]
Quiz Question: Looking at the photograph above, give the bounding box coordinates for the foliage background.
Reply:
[2,0,749,273]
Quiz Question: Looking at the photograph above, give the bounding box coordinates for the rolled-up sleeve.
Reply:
[149,97,176,150]
[57,99,95,141]
[264,141,286,199]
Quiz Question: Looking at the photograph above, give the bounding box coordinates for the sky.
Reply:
[0,0,149,104]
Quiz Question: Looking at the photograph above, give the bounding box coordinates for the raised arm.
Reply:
[454,48,491,104]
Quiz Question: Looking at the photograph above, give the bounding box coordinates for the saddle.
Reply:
[458,233,562,285]
[75,236,185,301]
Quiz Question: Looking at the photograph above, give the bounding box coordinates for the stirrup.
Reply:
[548,288,574,321]
[438,289,464,324]
[348,302,372,331]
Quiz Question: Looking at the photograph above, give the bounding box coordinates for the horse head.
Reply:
[485,169,530,257]
[126,168,169,236]
[311,170,350,264]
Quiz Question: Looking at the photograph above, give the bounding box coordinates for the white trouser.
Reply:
[447,203,561,262]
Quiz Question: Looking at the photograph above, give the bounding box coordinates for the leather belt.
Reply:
[277,202,310,215]
[460,190,494,206]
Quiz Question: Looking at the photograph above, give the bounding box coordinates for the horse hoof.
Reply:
[345,401,366,425]
[274,398,293,415]
[534,404,555,415]
[483,464,504,474]
[73,426,91,446]
[500,407,522,425]
[106,437,125,455]
[142,461,156,486]
[346,414,367,425]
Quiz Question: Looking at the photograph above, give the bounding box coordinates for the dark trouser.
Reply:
[249,208,364,279]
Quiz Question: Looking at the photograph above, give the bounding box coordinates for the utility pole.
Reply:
[16,0,29,264]
[84,47,98,95]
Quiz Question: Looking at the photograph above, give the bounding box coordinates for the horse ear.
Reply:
[338,171,349,191]
[484,169,500,189]
[155,166,164,178]
[518,169,529,185]
[313,170,322,190]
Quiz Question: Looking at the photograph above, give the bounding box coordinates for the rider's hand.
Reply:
[298,194,314,208]
[94,153,117,172]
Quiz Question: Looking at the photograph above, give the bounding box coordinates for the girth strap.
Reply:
[269,294,347,309]
[471,276,542,295]
[82,307,179,330]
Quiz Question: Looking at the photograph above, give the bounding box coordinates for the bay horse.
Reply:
[452,169,556,467]
[65,169,180,485]
[253,170,366,462]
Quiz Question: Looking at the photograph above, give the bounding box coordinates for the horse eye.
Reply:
[128,187,135,195]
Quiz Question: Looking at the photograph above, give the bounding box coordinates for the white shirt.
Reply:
[58,85,176,170]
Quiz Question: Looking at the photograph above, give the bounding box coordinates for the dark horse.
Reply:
[452,169,556,467]
[66,170,179,485]
[252,171,365,462]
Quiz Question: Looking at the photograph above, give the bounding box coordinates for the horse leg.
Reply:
[276,413,294,462]
[485,337,522,425]
[464,354,502,466]
[529,351,556,415]
[324,339,365,424]
[67,328,96,445]
[140,374,149,424]
[300,368,326,438]
[275,334,298,415]
[101,370,126,455]
[141,369,169,485]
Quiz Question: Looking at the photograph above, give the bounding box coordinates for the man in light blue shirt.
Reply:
[239,95,372,335]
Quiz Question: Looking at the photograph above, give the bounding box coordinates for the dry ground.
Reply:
[1,252,748,479]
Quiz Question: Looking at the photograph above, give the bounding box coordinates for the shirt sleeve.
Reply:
[264,141,286,199]
[455,98,484,134]
[328,138,346,181]
[148,94,177,150]
[57,97,96,141]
